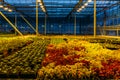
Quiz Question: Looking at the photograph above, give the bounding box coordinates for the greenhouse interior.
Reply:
[0,0,120,79]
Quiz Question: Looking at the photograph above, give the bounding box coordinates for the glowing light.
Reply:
[38,0,40,2]
[38,0,42,3]
[77,8,82,12]
[43,9,46,12]
[88,0,92,2]
[4,7,8,10]
[81,6,85,9]
[84,2,88,6]
[39,2,43,6]
[39,0,46,13]
[0,5,3,8]
[40,5,44,9]
[79,8,82,11]
[77,0,91,12]
[77,10,80,12]
[8,9,12,12]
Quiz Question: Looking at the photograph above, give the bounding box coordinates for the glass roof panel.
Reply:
[1,0,119,17]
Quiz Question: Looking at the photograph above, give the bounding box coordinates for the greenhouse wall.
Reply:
[0,3,120,35]
[0,17,92,35]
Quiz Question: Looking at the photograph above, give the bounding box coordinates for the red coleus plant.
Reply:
[42,44,87,66]
[93,58,120,79]
[42,54,81,66]
[74,46,86,51]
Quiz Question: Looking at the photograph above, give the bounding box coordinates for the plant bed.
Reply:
[0,37,35,58]
[38,39,120,80]
[100,43,120,50]
[0,39,50,79]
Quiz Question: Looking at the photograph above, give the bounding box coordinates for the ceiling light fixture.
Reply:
[77,8,82,12]
[38,0,40,2]
[4,7,8,10]
[7,4,13,12]
[0,4,3,8]
[78,8,82,11]
[8,9,12,12]
[40,5,44,9]
[88,0,92,2]
[43,9,46,12]
[39,2,42,6]
[84,2,88,6]
[0,0,13,13]
[77,10,80,12]
[0,0,4,8]
[39,0,42,3]
[79,8,82,11]
[77,0,92,12]
[39,0,46,13]
[81,6,85,9]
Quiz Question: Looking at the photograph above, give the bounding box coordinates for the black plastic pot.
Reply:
[0,72,8,78]
[19,72,36,79]
[8,73,19,78]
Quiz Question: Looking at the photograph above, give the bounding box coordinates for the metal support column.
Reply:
[20,15,36,33]
[94,0,96,37]
[103,11,106,35]
[0,11,23,36]
[36,0,39,35]
[117,29,119,36]
[44,14,47,35]
[15,15,17,35]
[74,14,76,35]
[79,18,81,34]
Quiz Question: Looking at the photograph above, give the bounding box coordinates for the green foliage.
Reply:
[0,38,50,78]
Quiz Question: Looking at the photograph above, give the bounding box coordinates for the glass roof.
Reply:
[0,0,119,17]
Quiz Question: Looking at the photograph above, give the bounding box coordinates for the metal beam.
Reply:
[3,2,29,17]
[3,1,38,34]
[96,1,120,15]
[15,6,108,8]
[4,1,36,24]
[15,15,17,35]
[100,25,120,30]
[20,15,36,32]
[66,0,82,18]
[0,11,23,36]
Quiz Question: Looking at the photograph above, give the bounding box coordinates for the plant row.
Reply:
[0,39,50,78]
[50,38,120,50]
[0,37,36,57]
